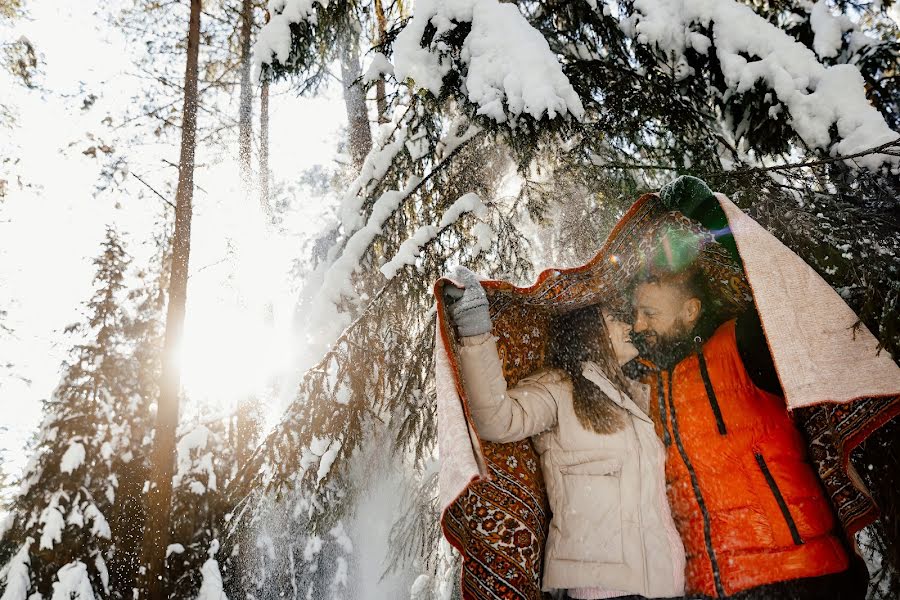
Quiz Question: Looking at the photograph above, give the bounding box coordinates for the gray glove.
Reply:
[443,265,492,337]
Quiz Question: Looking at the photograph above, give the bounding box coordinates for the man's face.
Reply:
[632,281,700,358]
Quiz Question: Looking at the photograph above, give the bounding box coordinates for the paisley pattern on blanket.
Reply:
[796,397,900,534]
[443,438,550,600]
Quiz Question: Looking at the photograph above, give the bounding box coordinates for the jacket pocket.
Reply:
[755,453,803,546]
[556,458,624,564]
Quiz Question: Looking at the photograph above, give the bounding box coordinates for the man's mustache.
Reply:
[630,330,656,349]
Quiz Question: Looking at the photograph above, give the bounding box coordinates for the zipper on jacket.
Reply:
[697,349,727,435]
[656,369,671,447]
[754,453,804,546]
[664,367,726,597]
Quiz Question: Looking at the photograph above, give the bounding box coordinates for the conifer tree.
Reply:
[0,227,131,599]
[0,226,182,599]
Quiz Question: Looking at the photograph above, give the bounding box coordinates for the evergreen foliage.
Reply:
[0,228,133,598]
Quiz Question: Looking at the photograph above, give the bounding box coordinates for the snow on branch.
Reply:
[363,52,394,86]
[0,539,32,600]
[380,192,491,280]
[253,0,327,73]
[394,0,585,124]
[339,123,411,233]
[59,441,86,474]
[320,177,423,304]
[628,0,898,169]
[809,1,849,59]
[196,540,228,600]
[50,561,94,600]
[310,121,485,338]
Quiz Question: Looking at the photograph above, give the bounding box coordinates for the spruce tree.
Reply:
[0,227,131,598]
[0,227,180,599]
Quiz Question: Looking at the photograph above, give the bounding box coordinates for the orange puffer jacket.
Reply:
[644,319,848,597]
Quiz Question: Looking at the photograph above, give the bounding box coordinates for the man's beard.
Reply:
[632,322,696,369]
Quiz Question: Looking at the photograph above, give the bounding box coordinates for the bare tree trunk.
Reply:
[259,77,270,214]
[140,1,201,597]
[238,0,253,189]
[234,0,255,473]
[374,0,389,124]
[339,32,372,170]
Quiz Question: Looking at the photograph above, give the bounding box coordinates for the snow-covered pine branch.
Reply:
[380,192,494,280]
[627,0,898,169]
[393,0,585,125]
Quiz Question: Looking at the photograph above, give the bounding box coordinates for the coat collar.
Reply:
[581,361,652,424]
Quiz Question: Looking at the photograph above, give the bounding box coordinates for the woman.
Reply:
[445,266,684,600]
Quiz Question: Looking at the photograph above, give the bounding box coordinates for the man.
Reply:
[629,217,864,598]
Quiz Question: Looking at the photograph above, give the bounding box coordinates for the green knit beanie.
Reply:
[658,175,715,216]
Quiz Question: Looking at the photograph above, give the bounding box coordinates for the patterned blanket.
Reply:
[434,192,900,599]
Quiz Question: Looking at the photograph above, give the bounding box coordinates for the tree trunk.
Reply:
[234,0,256,475]
[339,33,372,170]
[259,77,270,215]
[139,1,201,597]
[238,0,253,190]
[374,0,389,124]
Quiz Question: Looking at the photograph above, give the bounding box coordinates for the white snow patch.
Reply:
[253,1,327,74]
[84,503,111,539]
[0,512,13,542]
[364,52,394,85]
[810,1,844,59]
[379,225,439,279]
[94,554,109,595]
[39,499,65,550]
[166,543,185,558]
[320,176,422,303]
[195,539,227,600]
[381,192,490,279]
[339,126,410,232]
[173,425,217,493]
[50,561,95,600]
[394,0,584,123]
[630,0,899,167]
[0,539,32,600]
[59,441,85,474]
[195,560,228,600]
[439,192,487,228]
[99,442,113,461]
[66,504,83,528]
[316,439,342,483]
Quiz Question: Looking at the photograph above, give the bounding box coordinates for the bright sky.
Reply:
[0,1,348,479]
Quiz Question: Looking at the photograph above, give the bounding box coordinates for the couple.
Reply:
[440,179,870,599]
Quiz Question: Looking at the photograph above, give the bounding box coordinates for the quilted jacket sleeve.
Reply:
[457,334,560,443]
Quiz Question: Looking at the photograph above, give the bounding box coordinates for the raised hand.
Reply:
[443,265,492,337]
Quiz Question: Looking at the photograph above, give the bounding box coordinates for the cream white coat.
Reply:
[458,335,685,597]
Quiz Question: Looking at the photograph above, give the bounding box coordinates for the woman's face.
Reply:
[603,311,639,366]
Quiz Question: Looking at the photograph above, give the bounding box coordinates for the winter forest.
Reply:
[1,0,899,599]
